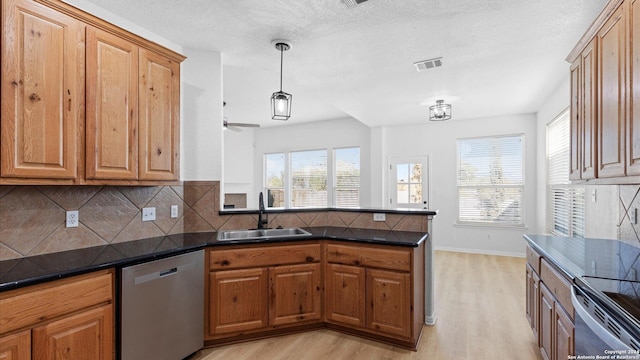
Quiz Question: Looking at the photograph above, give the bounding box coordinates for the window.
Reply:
[265,147,360,208]
[388,157,429,209]
[547,111,584,237]
[334,147,360,208]
[291,150,328,208]
[457,134,524,226]
[265,153,285,207]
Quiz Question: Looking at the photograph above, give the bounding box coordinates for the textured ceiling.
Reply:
[74,0,607,128]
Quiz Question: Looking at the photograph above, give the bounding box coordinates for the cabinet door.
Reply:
[555,304,575,360]
[539,283,554,360]
[32,304,113,360]
[598,4,626,178]
[325,263,365,327]
[570,57,582,180]
[582,39,598,179]
[366,269,411,338]
[138,49,180,181]
[270,263,322,326]
[1,0,83,179]
[209,268,269,335]
[628,0,640,175]
[0,330,30,360]
[526,264,540,341]
[86,27,138,180]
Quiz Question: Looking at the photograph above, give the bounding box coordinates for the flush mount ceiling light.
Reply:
[429,100,451,121]
[271,40,292,121]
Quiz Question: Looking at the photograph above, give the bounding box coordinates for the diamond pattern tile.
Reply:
[119,186,161,209]
[38,185,102,210]
[0,187,65,255]
[146,187,183,233]
[29,224,107,256]
[80,187,139,242]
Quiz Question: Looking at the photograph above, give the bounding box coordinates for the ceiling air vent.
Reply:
[414,57,443,72]
[342,0,368,9]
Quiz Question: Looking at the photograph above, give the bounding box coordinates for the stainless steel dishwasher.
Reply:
[121,250,204,360]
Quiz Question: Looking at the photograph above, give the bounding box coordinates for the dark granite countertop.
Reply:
[524,234,640,280]
[219,207,438,216]
[0,226,427,292]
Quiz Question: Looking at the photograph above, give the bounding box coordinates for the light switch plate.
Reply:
[373,213,386,222]
[142,207,156,221]
[170,205,178,218]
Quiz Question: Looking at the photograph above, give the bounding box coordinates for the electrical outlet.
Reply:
[373,213,386,222]
[66,210,79,228]
[142,207,156,221]
[170,205,178,218]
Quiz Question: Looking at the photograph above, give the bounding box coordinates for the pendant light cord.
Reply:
[279,47,284,92]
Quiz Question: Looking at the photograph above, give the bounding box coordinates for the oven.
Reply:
[572,276,640,357]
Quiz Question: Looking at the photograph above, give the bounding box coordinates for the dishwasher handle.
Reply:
[159,267,178,277]
[132,262,195,285]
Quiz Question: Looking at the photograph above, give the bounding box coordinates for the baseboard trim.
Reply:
[434,246,525,258]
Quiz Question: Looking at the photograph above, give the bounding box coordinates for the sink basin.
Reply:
[216,227,312,241]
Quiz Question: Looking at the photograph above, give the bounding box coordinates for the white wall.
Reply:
[247,118,371,209]
[224,129,256,205]
[181,49,223,180]
[382,114,538,256]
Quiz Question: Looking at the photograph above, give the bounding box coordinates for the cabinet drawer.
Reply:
[0,270,113,334]
[540,258,573,318]
[326,243,411,272]
[526,244,541,273]
[209,244,321,270]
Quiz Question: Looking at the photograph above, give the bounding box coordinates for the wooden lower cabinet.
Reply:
[32,305,113,360]
[527,246,575,360]
[270,263,322,326]
[526,263,540,341]
[206,243,323,341]
[0,269,114,360]
[0,330,30,360]
[325,264,366,327]
[208,268,269,336]
[206,241,424,350]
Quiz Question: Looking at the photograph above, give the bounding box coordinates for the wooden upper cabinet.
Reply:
[570,57,582,180]
[1,0,83,179]
[628,0,640,175]
[597,4,626,178]
[582,39,598,179]
[138,49,180,181]
[86,27,138,180]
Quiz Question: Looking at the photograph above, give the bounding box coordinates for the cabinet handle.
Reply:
[68,98,71,111]
[67,90,71,111]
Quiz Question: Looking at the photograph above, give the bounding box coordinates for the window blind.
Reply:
[334,147,360,207]
[291,150,327,208]
[546,112,585,237]
[457,134,524,225]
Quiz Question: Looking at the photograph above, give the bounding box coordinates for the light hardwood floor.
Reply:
[189,251,542,360]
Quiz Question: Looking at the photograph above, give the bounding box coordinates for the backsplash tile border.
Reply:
[0,181,429,260]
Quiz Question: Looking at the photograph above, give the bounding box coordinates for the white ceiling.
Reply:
[79,0,607,128]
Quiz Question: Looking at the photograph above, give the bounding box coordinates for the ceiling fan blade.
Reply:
[226,122,260,128]
[226,126,242,132]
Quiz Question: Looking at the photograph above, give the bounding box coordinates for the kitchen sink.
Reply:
[216,227,312,241]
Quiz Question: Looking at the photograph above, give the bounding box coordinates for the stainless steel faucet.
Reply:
[258,192,268,229]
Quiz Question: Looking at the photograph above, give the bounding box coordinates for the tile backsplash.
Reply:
[0,181,429,260]
[619,185,640,244]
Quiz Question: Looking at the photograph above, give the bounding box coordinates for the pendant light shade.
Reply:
[271,40,292,120]
[429,100,451,121]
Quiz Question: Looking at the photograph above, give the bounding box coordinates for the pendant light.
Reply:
[429,100,451,121]
[271,40,292,120]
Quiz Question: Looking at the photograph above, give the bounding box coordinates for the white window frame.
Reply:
[263,146,361,209]
[546,110,585,238]
[456,134,525,227]
[388,156,429,209]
